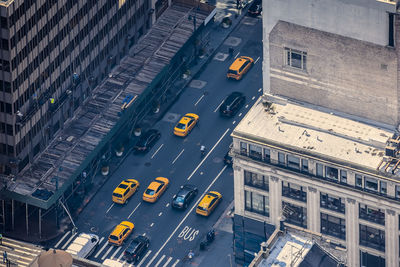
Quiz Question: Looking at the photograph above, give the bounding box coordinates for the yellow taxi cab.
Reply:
[173,113,199,137]
[227,56,254,80]
[108,221,134,246]
[112,179,139,204]
[196,191,222,216]
[142,177,169,203]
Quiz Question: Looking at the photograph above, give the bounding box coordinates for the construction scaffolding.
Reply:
[0,0,214,240]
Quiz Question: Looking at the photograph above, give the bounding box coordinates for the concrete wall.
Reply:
[268,21,398,125]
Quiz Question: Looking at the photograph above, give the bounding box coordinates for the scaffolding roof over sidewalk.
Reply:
[0,1,214,209]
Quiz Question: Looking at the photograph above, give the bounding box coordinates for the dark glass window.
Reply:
[240,142,247,155]
[278,152,285,166]
[356,174,363,188]
[364,177,378,192]
[359,224,385,252]
[245,191,269,217]
[301,159,308,172]
[340,170,347,184]
[263,148,270,163]
[249,144,262,160]
[316,163,323,177]
[320,193,345,214]
[359,204,385,225]
[321,213,345,240]
[325,166,338,181]
[282,201,307,228]
[396,185,400,200]
[285,48,307,70]
[244,170,269,191]
[282,181,307,202]
[287,155,300,170]
[380,181,387,195]
[360,251,385,267]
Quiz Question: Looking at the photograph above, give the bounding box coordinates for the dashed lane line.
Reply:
[128,203,141,219]
[172,149,185,164]
[151,144,164,159]
[106,203,115,214]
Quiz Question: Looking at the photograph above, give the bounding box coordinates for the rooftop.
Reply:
[0,2,213,209]
[233,94,400,176]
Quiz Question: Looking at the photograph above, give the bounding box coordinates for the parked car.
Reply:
[134,129,161,152]
[123,235,150,263]
[196,191,222,216]
[108,221,134,246]
[219,92,245,117]
[173,113,199,137]
[112,179,139,204]
[143,177,169,203]
[248,0,262,17]
[227,56,254,80]
[65,233,99,258]
[171,184,198,210]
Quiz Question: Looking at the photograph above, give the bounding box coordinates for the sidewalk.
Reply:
[183,201,238,267]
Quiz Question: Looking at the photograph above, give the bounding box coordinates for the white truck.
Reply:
[65,233,99,258]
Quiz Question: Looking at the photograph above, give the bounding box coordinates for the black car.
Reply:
[123,235,150,263]
[134,129,161,152]
[219,92,246,117]
[248,0,262,17]
[171,184,198,209]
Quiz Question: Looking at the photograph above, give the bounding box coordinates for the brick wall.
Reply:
[269,21,398,126]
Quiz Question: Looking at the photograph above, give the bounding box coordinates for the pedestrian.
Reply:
[236,0,240,9]
[228,47,234,58]
[3,251,7,263]
[0,233,2,245]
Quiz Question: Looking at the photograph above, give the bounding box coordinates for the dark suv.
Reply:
[123,235,150,263]
[171,184,198,210]
[219,92,245,117]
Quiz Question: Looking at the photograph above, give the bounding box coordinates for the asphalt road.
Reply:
[52,15,262,267]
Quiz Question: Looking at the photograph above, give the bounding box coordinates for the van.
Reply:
[227,56,254,80]
[65,233,99,258]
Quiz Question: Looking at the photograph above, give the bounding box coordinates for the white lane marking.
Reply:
[137,250,152,267]
[245,104,249,108]
[95,242,109,258]
[187,128,230,181]
[232,121,236,125]
[234,52,240,59]
[252,96,255,100]
[238,113,242,117]
[146,165,228,267]
[142,233,147,236]
[55,231,70,248]
[194,94,205,106]
[163,257,173,267]
[150,223,154,227]
[101,246,114,260]
[158,212,163,216]
[255,56,260,64]
[214,99,225,112]
[128,203,141,219]
[61,233,77,250]
[106,203,114,214]
[166,203,170,207]
[258,88,262,92]
[111,246,122,259]
[171,259,180,267]
[151,144,164,159]
[154,255,166,267]
[118,252,124,260]
[172,149,185,164]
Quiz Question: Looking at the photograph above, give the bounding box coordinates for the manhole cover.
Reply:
[224,37,242,47]
[213,157,223,163]
[213,52,228,62]
[90,227,99,233]
[189,80,207,89]
[162,112,180,123]
[145,162,151,167]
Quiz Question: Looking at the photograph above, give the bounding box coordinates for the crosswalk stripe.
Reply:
[95,241,109,258]
[154,255,166,267]
[110,246,122,259]
[101,246,114,260]
[98,237,105,246]
[54,231,71,248]
[117,250,124,260]
[162,256,172,267]
[61,232,77,250]
[171,259,180,267]
[136,250,151,267]
[2,240,42,253]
